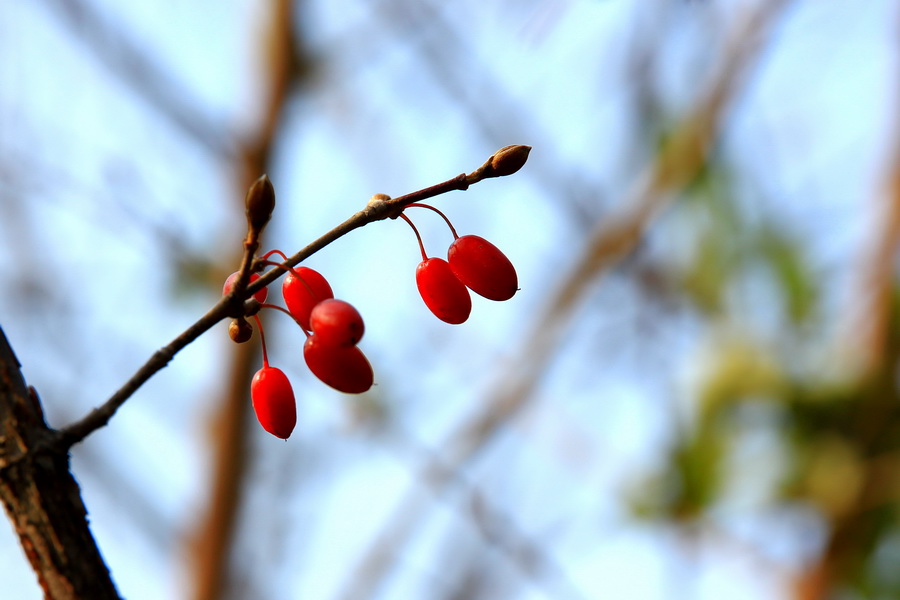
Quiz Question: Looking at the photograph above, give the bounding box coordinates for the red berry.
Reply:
[303,335,373,394]
[223,272,268,303]
[250,366,297,439]
[282,267,334,331]
[448,235,517,301]
[310,299,365,347]
[416,258,471,324]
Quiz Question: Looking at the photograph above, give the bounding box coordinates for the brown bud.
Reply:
[228,318,253,344]
[489,145,531,177]
[367,193,391,208]
[245,174,275,235]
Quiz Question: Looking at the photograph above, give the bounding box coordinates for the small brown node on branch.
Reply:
[467,145,532,184]
[245,174,276,243]
[228,318,253,343]
[367,193,405,220]
[367,193,392,207]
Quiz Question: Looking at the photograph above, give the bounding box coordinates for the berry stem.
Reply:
[400,213,428,261]
[253,314,270,368]
[259,303,311,337]
[258,259,320,299]
[258,258,304,280]
[261,249,289,262]
[406,203,459,239]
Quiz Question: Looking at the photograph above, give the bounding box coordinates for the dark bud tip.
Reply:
[228,318,253,344]
[489,145,531,177]
[245,174,276,234]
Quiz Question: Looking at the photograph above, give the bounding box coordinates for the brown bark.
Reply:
[0,327,120,599]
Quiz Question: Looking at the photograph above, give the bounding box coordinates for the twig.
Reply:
[56,145,531,449]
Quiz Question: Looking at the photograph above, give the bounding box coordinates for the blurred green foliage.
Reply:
[630,153,900,597]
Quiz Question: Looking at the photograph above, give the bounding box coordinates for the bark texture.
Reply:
[0,327,120,600]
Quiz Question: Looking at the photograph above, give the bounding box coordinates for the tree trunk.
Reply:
[0,326,120,600]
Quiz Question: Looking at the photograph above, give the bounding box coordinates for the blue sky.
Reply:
[1,1,897,599]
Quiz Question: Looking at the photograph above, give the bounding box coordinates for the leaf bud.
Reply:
[488,145,531,177]
[245,175,275,235]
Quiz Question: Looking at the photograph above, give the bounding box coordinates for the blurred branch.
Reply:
[38,0,235,158]
[387,430,591,600]
[334,2,794,599]
[188,1,297,598]
[796,17,900,593]
[844,16,900,379]
[466,491,589,600]
[331,0,606,226]
[792,392,900,600]
[189,342,257,600]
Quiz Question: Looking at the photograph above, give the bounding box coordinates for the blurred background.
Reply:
[1,0,898,598]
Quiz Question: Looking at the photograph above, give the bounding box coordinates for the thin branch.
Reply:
[224,174,276,319]
[239,172,473,299]
[56,146,530,449]
[241,143,530,298]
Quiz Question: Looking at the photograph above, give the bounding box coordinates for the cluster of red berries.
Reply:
[223,252,373,439]
[224,203,517,440]
[225,145,530,441]
[401,203,518,324]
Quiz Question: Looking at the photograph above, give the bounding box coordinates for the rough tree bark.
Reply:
[0,327,120,600]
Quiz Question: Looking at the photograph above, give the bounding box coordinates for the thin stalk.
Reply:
[399,213,429,261]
